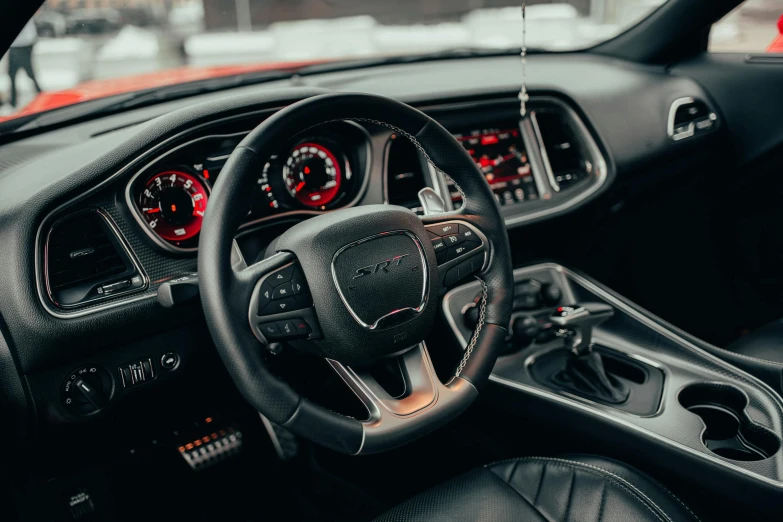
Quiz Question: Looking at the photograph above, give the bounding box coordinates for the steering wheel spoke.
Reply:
[327,343,478,454]
[419,214,489,292]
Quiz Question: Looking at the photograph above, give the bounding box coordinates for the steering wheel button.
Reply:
[261,296,300,315]
[269,265,295,286]
[442,234,464,247]
[290,278,305,295]
[272,285,292,299]
[259,322,281,339]
[293,319,311,336]
[431,237,446,252]
[277,320,296,337]
[257,282,274,313]
[447,243,477,261]
[429,223,457,236]
[436,249,448,265]
[458,224,481,244]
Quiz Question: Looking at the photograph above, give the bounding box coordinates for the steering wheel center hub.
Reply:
[275,204,439,365]
[332,231,428,331]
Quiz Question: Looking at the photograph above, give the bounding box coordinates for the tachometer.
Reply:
[139,170,208,242]
[283,142,342,208]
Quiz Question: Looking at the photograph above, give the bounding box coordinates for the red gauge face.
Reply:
[139,170,208,242]
[283,142,342,208]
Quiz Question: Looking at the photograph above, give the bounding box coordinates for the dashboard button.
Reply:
[260,297,299,315]
[160,352,180,370]
[269,265,295,287]
[428,223,457,236]
[257,282,274,313]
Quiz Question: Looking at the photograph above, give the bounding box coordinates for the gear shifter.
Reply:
[550,303,629,403]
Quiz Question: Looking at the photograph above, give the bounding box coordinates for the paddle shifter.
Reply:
[551,303,629,403]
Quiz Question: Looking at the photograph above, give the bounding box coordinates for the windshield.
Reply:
[1,0,666,125]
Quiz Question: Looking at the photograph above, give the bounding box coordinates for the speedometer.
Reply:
[139,170,208,242]
[282,142,342,208]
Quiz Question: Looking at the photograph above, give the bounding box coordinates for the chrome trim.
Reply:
[530,110,559,192]
[667,96,694,140]
[35,207,154,319]
[331,231,429,330]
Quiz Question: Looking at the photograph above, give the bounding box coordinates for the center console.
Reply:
[443,263,783,507]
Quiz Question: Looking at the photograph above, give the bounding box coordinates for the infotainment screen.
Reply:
[451,126,539,206]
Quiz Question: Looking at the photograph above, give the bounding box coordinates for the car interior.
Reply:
[2,0,783,520]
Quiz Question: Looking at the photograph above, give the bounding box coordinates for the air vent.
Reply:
[533,111,590,192]
[386,136,428,214]
[45,210,144,308]
[668,97,717,141]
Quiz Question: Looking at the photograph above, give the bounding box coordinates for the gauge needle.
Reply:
[144,208,161,214]
[295,181,306,193]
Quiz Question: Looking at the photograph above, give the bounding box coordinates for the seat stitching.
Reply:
[486,468,553,522]
[597,480,606,522]
[533,460,547,505]
[487,457,671,522]
[563,468,575,522]
[483,456,699,522]
[570,455,701,522]
[520,458,672,522]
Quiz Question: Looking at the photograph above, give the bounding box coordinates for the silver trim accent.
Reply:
[530,110,559,192]
[331,231,429,330]
[667,96,694,141]
[39,208,150,317]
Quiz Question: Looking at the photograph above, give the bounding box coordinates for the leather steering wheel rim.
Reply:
[198,93,513,454]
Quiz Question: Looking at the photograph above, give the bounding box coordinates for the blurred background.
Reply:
[1,0,781,117]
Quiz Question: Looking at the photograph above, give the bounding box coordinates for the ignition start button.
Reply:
[160,352,180,371]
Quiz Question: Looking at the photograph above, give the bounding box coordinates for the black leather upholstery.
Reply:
[728,319,783,363]
[375,455,700,522]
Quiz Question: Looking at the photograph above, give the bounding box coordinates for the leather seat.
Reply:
[375,455,699,522]
[728,319,783,363]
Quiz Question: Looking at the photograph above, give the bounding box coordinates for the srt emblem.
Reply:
[353,254,409,280]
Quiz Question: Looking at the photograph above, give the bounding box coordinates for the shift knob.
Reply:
[550,303,614,355]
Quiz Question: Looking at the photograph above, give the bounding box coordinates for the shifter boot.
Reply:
[562,351,630,403]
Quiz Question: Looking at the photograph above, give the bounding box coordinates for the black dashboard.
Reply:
[0,53,724,433]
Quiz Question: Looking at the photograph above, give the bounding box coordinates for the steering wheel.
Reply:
[198,93,513,454]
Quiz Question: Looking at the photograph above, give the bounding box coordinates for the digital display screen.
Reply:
[451,127,539,206]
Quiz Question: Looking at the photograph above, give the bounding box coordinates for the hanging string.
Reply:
[518,0,529,118]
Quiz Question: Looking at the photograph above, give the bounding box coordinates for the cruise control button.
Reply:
[428,223,458,236]
[431,237,446,253]
[259,322,282,339]
[257,282,274,313]
[442,234,464,247]
[269,265,295,286]
[272,285,292,299]
[458,224,481,244]
[446,242,477,261]
[260,297,299,315]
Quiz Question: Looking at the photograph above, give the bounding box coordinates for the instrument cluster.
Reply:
[127,122,367,251]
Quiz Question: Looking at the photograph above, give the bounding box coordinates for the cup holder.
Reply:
[678,383,781,461]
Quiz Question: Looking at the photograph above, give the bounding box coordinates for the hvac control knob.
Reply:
[62,366,112,415]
